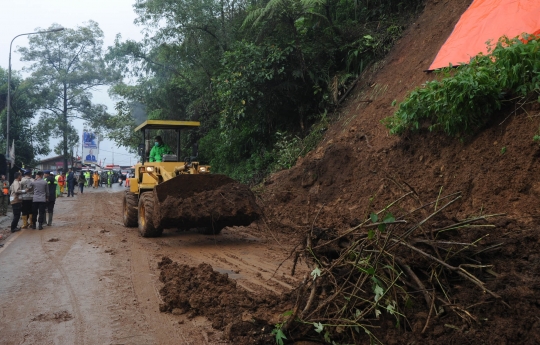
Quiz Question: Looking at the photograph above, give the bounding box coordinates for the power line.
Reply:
[98,148,137,157]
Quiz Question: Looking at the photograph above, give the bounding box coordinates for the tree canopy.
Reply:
[0,67,51,168]
[18,21,117,170]
[104,0,424,183]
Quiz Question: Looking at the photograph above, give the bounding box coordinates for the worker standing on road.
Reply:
[58,172,66,196]
[44,171,57,226]
[9,172,24,232]
[30,171,49,230]
[21,170,35,228]
[107,170,112,188]
[66,168,75,197]
[78,171,86,194]
[0,175,9,216]
[93,171,99,188]
[84,171,91,187]
[149,135,172,162]
[54,172,61,198]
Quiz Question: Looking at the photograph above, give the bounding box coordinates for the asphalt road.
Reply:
[0,184,298,345]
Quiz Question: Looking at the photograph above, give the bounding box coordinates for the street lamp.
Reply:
[5,27,65,169]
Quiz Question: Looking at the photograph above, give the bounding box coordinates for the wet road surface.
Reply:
[0,184,299,344]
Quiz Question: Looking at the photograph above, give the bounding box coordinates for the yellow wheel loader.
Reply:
[123,120,261,237]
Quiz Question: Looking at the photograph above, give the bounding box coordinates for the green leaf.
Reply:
[386,301,396,315]
[383,213,395,223]
[368,229,375,239]
[370,213,378,223]
[374,285,384,302]
[282,310,294,317]
[324,331,331,342]
[314,322,324,333]
[273,328,287,345]
[311,267,321,280]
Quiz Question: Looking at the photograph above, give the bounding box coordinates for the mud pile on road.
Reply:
[155,179,261,231]
[158,257,290,345]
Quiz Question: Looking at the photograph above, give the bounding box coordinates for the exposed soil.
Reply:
[247,0,540,343]
[158,257,291,344]
[32,311,74,323]
[156,176,261,230]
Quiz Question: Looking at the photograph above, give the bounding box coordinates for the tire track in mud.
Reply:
[93,190,221,345]
[37,196,97,345]
[40,230,86,345]
[85,188,301,344]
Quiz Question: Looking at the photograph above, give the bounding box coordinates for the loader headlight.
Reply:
[139,166,154,174]
[199,167,206,172]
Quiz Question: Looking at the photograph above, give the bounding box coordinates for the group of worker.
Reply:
[5,169,59,232]
[79,170,114,189]
[0,168,88,232]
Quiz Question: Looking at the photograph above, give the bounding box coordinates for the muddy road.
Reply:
[0,185,299,345]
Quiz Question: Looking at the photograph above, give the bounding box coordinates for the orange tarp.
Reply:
[429,0,540,70]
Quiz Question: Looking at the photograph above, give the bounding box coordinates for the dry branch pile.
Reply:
[280,192,507,344]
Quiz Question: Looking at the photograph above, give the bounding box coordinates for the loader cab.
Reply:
[135,120,201,164]
[130,120,210,195]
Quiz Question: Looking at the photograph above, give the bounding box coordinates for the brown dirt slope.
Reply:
[262,0,540,233]
[255,0,540,344]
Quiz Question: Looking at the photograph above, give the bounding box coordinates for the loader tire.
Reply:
[123,191,138,227]
[138,193,163,238]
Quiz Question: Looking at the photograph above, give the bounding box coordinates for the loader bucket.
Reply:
[153,174,261,231]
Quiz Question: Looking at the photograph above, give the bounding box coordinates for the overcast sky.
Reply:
[0,0,144,166]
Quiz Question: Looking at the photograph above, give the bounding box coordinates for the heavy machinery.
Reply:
[123,120,261,237]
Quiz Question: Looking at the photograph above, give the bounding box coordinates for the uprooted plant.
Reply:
[277,191,506,344]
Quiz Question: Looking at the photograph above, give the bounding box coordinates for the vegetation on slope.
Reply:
[383,34,540,137]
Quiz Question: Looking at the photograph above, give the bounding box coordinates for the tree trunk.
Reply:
[63,83,68,171]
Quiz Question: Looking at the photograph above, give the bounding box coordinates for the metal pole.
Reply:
[5,27,65,172]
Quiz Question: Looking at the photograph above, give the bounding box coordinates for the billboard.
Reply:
[82,131,98,164]
[83,131,98,149]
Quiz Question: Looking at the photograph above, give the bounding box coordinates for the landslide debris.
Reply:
[158,257,288,345]
[158,0,540,343]
[155,178,261,231]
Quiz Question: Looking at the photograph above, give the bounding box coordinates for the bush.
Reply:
[383,34,540,137]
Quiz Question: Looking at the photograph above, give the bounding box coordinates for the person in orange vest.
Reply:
[58,172,66,195]
[0,174,9,216]
[93,171,99,188]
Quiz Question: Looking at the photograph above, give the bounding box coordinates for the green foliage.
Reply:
[199,124,274,184]
[105,0,424,182]
[383,34,540,137]
[18,22,115,169]
[271,324,287,345]
[273,112,329,171]
[0,67,51,167]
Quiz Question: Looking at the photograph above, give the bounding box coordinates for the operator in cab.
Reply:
[149,135,172,162]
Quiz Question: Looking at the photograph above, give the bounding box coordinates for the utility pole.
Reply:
[6,27,64,181]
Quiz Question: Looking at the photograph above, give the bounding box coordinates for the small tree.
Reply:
[18,21,117,170]
[0,67,51,167]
